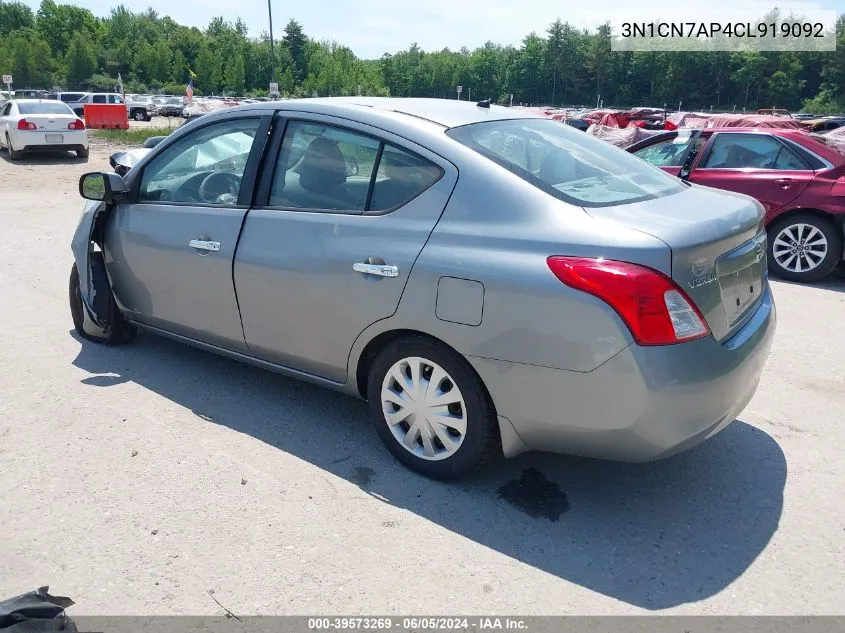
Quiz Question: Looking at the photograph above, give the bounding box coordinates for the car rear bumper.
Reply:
[15,130,88,151]
[469,284,776,462]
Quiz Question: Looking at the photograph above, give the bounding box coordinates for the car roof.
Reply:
[10,99,71,104]
[256,97,543,129]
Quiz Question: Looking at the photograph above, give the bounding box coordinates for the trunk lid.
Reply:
[24,114,78,132]
[584,183,766,341]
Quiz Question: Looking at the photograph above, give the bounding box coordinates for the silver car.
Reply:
[70,98,776,480]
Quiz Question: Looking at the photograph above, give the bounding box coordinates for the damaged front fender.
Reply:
[70,198,114,332]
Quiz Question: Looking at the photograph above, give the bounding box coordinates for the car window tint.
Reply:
[109,95,124,104]
[369,145,443,211]
[139,118,260,206]
[270,121,380,213]
[92,94,106,104]
[702,134,808,170]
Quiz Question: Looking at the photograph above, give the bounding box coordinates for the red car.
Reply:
[627,128,845,282]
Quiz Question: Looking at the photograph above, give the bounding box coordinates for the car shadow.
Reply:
[71,331,786,610]
[771,274,845,294]
[0,149,87,165]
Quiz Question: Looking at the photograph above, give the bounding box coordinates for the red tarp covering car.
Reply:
[705,114,804,129]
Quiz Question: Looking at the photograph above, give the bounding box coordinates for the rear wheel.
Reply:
[69,259,136,345]
[133,109,147,122]
[6,134,22,161]
[76,147,89,159]
[767,214,842,282]
[366,336,500,480]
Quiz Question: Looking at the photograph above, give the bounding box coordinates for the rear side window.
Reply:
[370,145,442,211]
[17,102,74,115]
[92,94,106,104]
[447,118,684,207]
[702,133,810,170]
[269,121,442,213]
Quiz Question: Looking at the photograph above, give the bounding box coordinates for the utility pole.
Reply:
[267,0,277,82]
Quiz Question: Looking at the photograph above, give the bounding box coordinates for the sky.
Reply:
[19,0,845,58]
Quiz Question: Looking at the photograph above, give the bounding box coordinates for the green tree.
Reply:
[0,1,34,35]
[283,19,308,83]
[224,48,245,93]
[36,0,98,57]
[65,30,96,88]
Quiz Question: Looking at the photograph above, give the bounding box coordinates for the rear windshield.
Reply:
[447,118,685,207]
[18,102,74,115]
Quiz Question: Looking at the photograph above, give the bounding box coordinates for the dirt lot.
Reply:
[0,143,843,616]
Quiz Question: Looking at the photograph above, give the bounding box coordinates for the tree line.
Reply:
[2,1,845,112]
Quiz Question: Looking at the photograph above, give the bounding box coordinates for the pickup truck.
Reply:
[70,93,155,122]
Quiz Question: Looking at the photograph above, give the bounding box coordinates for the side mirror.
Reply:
[79,172,130,202]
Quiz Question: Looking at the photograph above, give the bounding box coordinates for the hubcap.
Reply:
[772,223,827,274]
[381,357,467,461]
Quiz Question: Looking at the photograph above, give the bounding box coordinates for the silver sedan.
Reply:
[70,98,776,479]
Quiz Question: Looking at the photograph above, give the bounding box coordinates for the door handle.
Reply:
[353,262,399,278]
[774,178,794,188]
[188,239,220,252]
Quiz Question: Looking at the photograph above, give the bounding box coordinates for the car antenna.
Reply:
[476,99,491,108]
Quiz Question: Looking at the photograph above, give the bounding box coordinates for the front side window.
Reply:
[634,132,707,168]
[139,118,260,205]
[447,118,684,207]
[270,121,442,213]
[92,95,106,104]
[702,133,809,170]
[109,95,124,104]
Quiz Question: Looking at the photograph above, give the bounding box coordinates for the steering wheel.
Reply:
[198,172,241,204]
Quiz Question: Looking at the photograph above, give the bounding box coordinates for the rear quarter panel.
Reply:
[347,151,673,376]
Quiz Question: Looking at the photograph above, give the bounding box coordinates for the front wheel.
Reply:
[768,214,843,282]
[69,260,136,345]
[133,109,147,122]
[366,337,500,480]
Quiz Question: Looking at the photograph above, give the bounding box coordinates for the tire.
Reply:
[366,336,500,480]
[767,213,843,283]
[69,258,136,345]
[7,134,23,161]
[133,109,147,122]
[76,147,89,159]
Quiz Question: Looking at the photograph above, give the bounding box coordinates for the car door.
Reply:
[687,132,815,216]
[234,114,457,382]
[104,112,271,352]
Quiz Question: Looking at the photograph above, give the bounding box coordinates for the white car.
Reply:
[0,99,89,160]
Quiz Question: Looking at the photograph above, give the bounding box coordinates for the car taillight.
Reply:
[68,119,85,130]
[17,119,36,131]
[547,256,709,346]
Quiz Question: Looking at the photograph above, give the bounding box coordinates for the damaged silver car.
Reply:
[70,98,775,479]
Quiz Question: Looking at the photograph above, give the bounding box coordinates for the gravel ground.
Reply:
[0,145,843,616]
